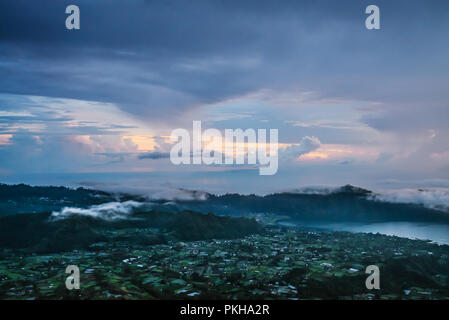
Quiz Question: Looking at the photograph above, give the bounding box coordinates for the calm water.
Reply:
[282,221,449,245]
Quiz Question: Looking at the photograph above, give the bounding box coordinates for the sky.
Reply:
[0,0,449,194]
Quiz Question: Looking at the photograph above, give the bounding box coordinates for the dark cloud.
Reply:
[1,0,448,124]
[138,151,170,160]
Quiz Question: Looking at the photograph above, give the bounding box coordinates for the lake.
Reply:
[280,221,449,245]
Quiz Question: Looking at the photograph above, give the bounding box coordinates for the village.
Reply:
[1,226,448,300]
